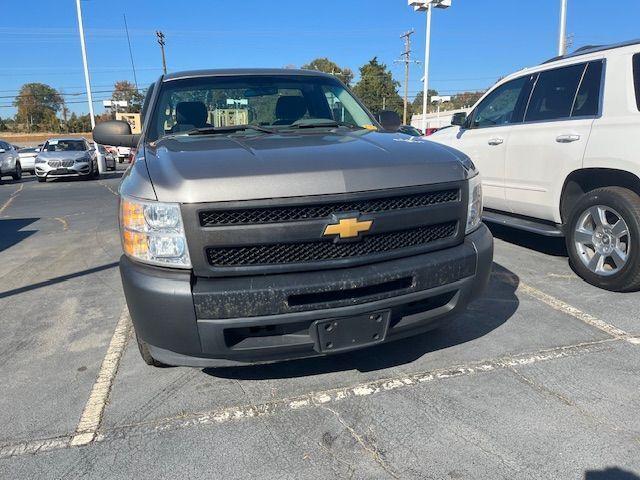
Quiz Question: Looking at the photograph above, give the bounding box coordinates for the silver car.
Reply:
[0,140,22,182]
[17,147,38,174]
[35,138,99,183]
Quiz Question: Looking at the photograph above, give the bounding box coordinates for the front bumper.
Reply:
[35,162,91,178]
[121,224,493,367]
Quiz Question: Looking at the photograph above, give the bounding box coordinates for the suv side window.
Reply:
[572,61,603,117]
[470,76,530,129]
[0,141,8,151]
[525,63,585,122]
[633,54,640,111]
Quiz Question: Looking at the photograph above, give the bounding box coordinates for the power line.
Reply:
[156,31,167,75]
[123,14,139,91]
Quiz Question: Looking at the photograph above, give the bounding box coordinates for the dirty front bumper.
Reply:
[120,225,493,367]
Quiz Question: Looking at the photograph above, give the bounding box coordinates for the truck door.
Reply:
[505,61,603,223]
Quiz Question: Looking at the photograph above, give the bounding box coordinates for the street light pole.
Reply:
[558,0,568,56]
[75,0,105,173]
[409,0,450,133]
[421,4,432,134]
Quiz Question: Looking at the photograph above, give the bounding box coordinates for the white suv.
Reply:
[430,39,640,292]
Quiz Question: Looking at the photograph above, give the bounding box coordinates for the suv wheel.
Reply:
[11,162,22,181]
[566,187,640,292]
[135,333,168,367]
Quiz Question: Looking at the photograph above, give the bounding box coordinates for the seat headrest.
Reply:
[275,96,308,123]
[176,101,208,128]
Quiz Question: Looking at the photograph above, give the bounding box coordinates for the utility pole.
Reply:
[558,0,568,56]
[395,30,419,125]
[156,30,167,75]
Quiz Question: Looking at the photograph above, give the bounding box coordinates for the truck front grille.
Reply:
[199,189,459,227]
[206,221,457,267]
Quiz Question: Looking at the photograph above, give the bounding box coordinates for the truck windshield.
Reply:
[147,74,376,142]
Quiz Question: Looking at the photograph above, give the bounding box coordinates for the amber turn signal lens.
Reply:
[121,199,146,231]
[122,230,148,257]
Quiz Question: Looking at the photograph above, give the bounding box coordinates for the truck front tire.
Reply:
[566,186,640,292]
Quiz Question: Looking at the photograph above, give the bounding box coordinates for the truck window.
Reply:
[572,61,603,117]
[633,54,640,111]
[525,63,585,122]
[470,76,530,129]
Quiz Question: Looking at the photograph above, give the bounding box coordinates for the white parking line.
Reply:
[0,183,24,215]
[0,337,618,459]
[69,307,131,447]
[495,272,636,343]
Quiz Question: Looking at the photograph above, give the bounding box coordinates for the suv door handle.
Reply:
[556,134,581,143]
[488,138,504,146]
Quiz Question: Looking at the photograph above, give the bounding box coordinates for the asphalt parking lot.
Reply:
[0,168,639,479]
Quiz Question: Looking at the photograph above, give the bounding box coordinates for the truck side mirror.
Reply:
[451,112,467,127]
[377,110,402,132]
[93,120,140,148]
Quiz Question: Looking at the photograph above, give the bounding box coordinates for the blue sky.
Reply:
[2,0,639,117]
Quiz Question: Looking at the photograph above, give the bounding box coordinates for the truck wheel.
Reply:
[11,162,22,181]
[135,333,169,367]
[566,187,640,292]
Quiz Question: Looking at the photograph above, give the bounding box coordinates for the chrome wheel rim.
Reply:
[574,205,630,276]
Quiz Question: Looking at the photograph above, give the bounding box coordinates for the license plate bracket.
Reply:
[315,310,390,353]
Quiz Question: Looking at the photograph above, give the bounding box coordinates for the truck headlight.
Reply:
[120,197,191,268]
[465,174,483,234]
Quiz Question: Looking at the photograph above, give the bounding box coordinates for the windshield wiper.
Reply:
[285,119,364,130]
[185,125,276,135]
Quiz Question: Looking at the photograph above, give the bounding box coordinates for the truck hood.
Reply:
[143,130,472,203]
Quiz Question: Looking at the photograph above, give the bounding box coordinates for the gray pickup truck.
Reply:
[93,69,493,367]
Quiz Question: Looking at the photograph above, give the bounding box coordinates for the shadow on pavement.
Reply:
[585,468,640,479]
[204,262,519,379]
[0,218,39,253]
[0,261,119,300]
[488,223,568,257]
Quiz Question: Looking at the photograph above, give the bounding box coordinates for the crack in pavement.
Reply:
[321,405,400,478]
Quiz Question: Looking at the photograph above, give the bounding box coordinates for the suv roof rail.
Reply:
[541,38,640,64]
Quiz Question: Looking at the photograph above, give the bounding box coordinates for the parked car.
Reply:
[93,68,492,368]
[430,39,640,291]
[34,138,99,182]
[398,125,423,136]
[97,144,117,171]
[116,146,131,163]
[0,140,22,181]
[17,147,39,174]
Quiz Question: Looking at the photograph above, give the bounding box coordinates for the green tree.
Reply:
[112,81,144,113]
[13,83,63,132]
[411,89,439,114]
[301,58,354,85]
[352,57,403,116]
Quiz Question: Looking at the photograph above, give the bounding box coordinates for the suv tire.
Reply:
[135,333,169,367]
[566,187,640,292]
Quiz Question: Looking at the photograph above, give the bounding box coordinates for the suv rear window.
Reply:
[633,54,640,111]
[525,64,585,122]
[572,61,603,117]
